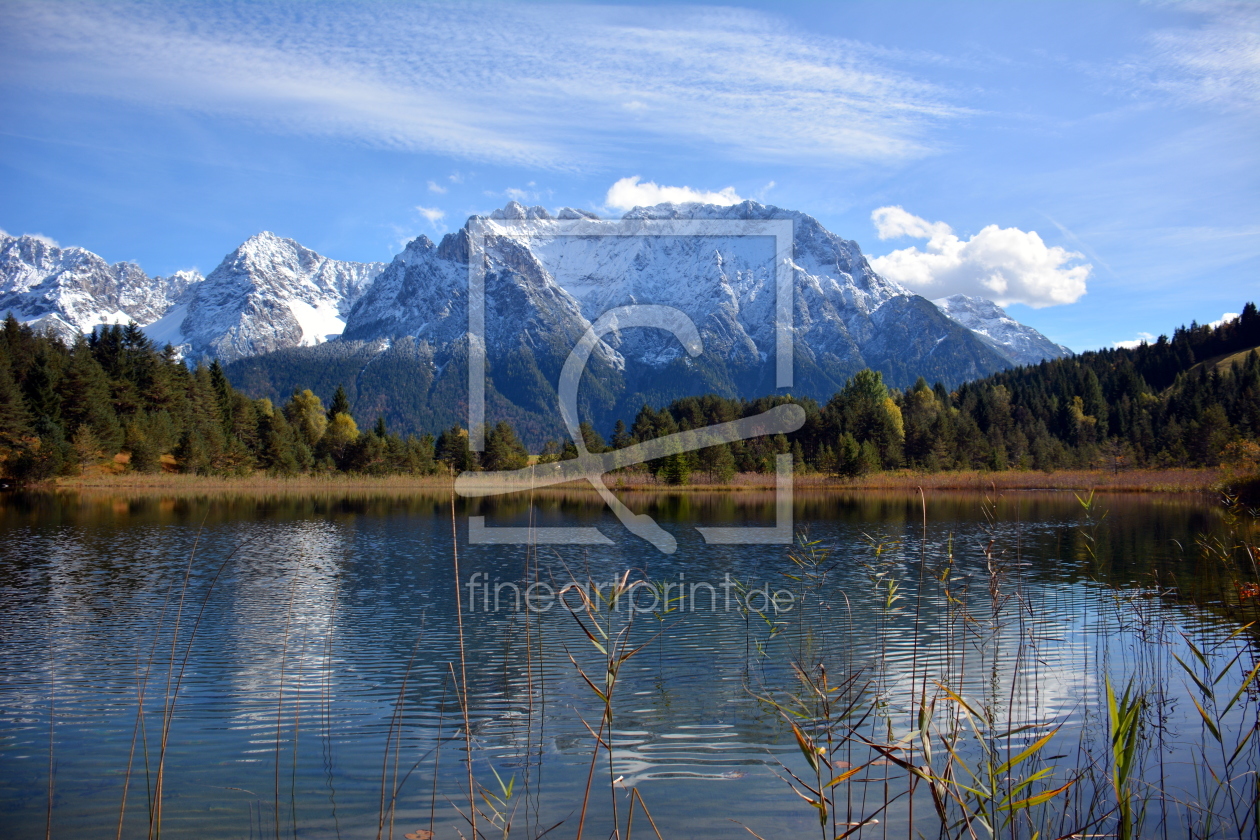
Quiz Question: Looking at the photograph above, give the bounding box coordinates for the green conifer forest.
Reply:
[1,304,1257,485]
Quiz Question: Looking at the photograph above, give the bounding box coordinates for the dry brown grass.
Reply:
[807,467,1224,493]
[51,472,456,496]
[43,466,1225,498]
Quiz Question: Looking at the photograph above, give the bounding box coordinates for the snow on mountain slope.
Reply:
[0,232,199,340]
[343,225,622,386]
[147,232,386,362]
[478,201,1007,391]
[932,294,1072,366]
[342,201,1012,407]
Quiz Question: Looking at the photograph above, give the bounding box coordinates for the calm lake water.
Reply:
[0,488,1256,839]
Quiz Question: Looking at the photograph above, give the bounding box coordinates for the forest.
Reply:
[0,303,1257,484]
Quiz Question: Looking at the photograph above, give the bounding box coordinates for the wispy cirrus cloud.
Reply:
[0,1,960,169]
[1115,1,1260,111]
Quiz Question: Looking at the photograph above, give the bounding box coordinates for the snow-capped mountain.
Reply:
[229,200,1033,440]
[4,205,1074,441]
[344,200,1012,397]
[145,232,386,362]
[932,294,1073,367]
[0,231,198,340]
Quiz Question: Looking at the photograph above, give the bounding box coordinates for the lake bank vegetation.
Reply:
[1,305,1257,501]
[45,466,1225,497]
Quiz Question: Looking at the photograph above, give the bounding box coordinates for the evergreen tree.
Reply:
[23,351,61,422]
[483,421,529,471]
[436,426,476,472]
[833,432,863,478]
[123,414,161,473]
[610,419,632,449]
[0,354,32,452]
[327,385,352,422]
[60,338,122,452]
[173,429,211,475]
[257,405,305,475]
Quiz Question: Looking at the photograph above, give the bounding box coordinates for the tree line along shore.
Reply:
[1,305,1257,499]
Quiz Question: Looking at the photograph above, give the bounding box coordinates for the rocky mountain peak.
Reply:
[933,294,1072,367]
[143,233,387,362]
[489,201,554,221]
[0,231,197,339]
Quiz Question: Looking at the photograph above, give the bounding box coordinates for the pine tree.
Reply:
[327,385,352,422]
[436,426,475,472]
[610,419,631,449]
[60,338,122,452]
[23,351,61,422]
[123,414,161,473]
[483,421,529,471]
[0,354,32,449]
[834,432,862,477]
[257,406,303,475]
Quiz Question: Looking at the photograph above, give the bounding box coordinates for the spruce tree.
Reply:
[327,385,352,422]
[483,421,529,471]
[23,351,61,422]
[0,354,32,448]
[436,426,475,472]
[60,338,122,452]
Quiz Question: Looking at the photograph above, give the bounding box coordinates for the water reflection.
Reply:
[0,488,1253,839]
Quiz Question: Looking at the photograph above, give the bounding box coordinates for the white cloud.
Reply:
[415,206,445,228]
[19,232,60,248]
[0,1,959,168]
[426,180,447,194]
[1115,312,1238,348]
[605,176,743,211]
[872,205,952,240]
[1115,332,1156,349]
[1208,311,1241,329]
[0,228,60,247]
[492,183,549,204]
[868,206,1090,308]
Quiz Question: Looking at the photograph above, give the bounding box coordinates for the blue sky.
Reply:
[0,0,1256,351]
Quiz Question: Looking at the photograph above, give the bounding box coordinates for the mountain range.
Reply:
[0,203,1071,442]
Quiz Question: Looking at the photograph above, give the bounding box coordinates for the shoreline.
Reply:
[29,467,1226,497]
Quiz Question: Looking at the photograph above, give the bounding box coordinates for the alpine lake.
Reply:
[2,485,1258,839]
